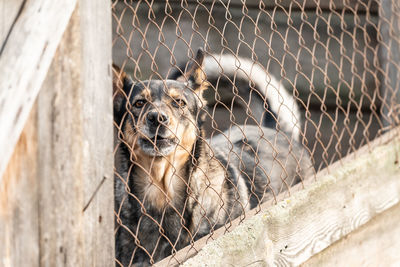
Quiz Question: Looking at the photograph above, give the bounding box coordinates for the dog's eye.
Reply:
[134,99,146,108]
[173,99,187,108]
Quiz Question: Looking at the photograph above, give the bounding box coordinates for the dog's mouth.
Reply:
[146,135,174,146]
[138,135,177,156]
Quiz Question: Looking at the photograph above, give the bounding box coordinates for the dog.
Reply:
[113,49,313,266]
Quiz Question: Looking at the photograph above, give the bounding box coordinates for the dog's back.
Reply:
[211,125,311,197]
[188,125,312,238]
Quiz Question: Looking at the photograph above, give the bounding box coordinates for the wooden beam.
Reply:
[158,128,400,266]
[37,1,113,266]
[0,106,39,267]
[302,202,400,266]
[0,0,78,181]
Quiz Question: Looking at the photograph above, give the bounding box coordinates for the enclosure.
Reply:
[1,0,400,266]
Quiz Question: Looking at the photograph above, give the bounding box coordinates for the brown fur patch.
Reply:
[176,76,186,83]
[123,120,141,160]
[193,68,209,93]
[112,64,127,96]
[168,88,183,99]
[177,49,209,94]
[140,88,151,100]
[131,150,193,210]
[179,67,209,95]
[112,65,132,115]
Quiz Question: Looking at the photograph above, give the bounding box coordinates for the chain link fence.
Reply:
[111,0,400,265]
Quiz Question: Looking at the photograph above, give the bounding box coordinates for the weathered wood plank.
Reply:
[0,0,24,46]
[37,9,84,266]
[0,0,78,181]
[301,202,400,266]
[79,0,114,264]
[158,128,400,266]
[37,1,113,266]
[0,106,39,267]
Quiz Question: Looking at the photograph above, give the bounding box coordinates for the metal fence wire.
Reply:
[112,0,400,265]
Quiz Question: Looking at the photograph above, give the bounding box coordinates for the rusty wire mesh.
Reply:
[111,0,400,265]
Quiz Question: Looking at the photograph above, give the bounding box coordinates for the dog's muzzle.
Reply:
[138,110,177,156]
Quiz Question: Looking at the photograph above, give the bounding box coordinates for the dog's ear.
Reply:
[112,64,133,124]
[178,48,209,95]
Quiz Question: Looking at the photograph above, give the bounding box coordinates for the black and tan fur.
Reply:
[114,49,313,266]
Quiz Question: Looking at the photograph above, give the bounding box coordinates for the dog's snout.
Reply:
[146,111,169,125]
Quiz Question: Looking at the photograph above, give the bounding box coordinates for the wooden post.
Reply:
[0,0,114,266]
[37,1,114,266]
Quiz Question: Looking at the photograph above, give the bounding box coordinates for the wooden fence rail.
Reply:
[159,128,400,266]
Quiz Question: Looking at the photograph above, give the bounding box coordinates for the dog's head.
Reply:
[113,49,208,158]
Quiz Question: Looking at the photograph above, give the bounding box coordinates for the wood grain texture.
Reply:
[301,202,400,267]
[0,0,77,181]
[37,1,113,266]
[37,9,84,266]
[169,129,400,266]
[0,106,39,267]
[0,0,24,46]
[79,0,114,265]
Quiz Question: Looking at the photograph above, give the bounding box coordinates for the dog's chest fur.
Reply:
[115,136,248,265]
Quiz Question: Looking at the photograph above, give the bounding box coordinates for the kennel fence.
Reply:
[112,0,400,266]
[1,0,400,266]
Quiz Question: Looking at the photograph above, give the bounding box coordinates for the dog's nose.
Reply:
[146,111,169,125]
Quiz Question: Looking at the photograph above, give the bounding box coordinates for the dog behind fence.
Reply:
[113,49,313,266]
